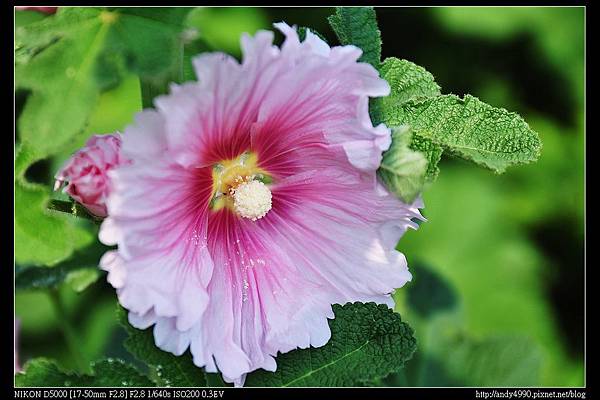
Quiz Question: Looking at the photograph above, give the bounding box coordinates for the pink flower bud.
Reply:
[54,133,126,217]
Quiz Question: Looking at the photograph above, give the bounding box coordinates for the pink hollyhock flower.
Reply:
[99,24,422,385]
[15,319,21,374]
[15,6,58,14]
[55,133,126,217]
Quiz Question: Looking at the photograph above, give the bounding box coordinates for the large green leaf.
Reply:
[328,7,382,67]
[118,307,226,387]
[372,57,444,195]
[120,302,414,387]
[245,302,416,387]
[16,242,108,292]
[15,181,93,266]
[15,7,191,158]
[15,358,155,387]
[15,7,187,265]
[372,57,540,201]
[409,134,444,183]
[380,94,541,174]
[371,57,441,121]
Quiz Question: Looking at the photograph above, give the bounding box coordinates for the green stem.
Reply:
[47,199,101,223]
[47,199,74,214]
[49,289,89,373]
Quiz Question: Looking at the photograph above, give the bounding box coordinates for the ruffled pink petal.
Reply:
[259,24,391,172]
[100,157,214,332]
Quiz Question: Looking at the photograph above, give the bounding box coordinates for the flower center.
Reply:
[232,180,272,221]
[210,152,272,220]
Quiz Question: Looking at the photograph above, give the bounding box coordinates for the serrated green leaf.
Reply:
[88,359,155,387]
[118,307,227,387]
[372,58,540,190]
[15,358,155,387]
[380,94,541,173]
[15,359,78,387]
[245,302,416,387]
[378,126,428,203]
[15,181,93,266]
[16,242,108,290]
[17,8,112,157]
[328,7,381,67]
[371,57,443,188]
[16,7,191,157]
[371,58,441,124]
[409,134,444,182]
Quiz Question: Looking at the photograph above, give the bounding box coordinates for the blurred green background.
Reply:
[15,7,584,386]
